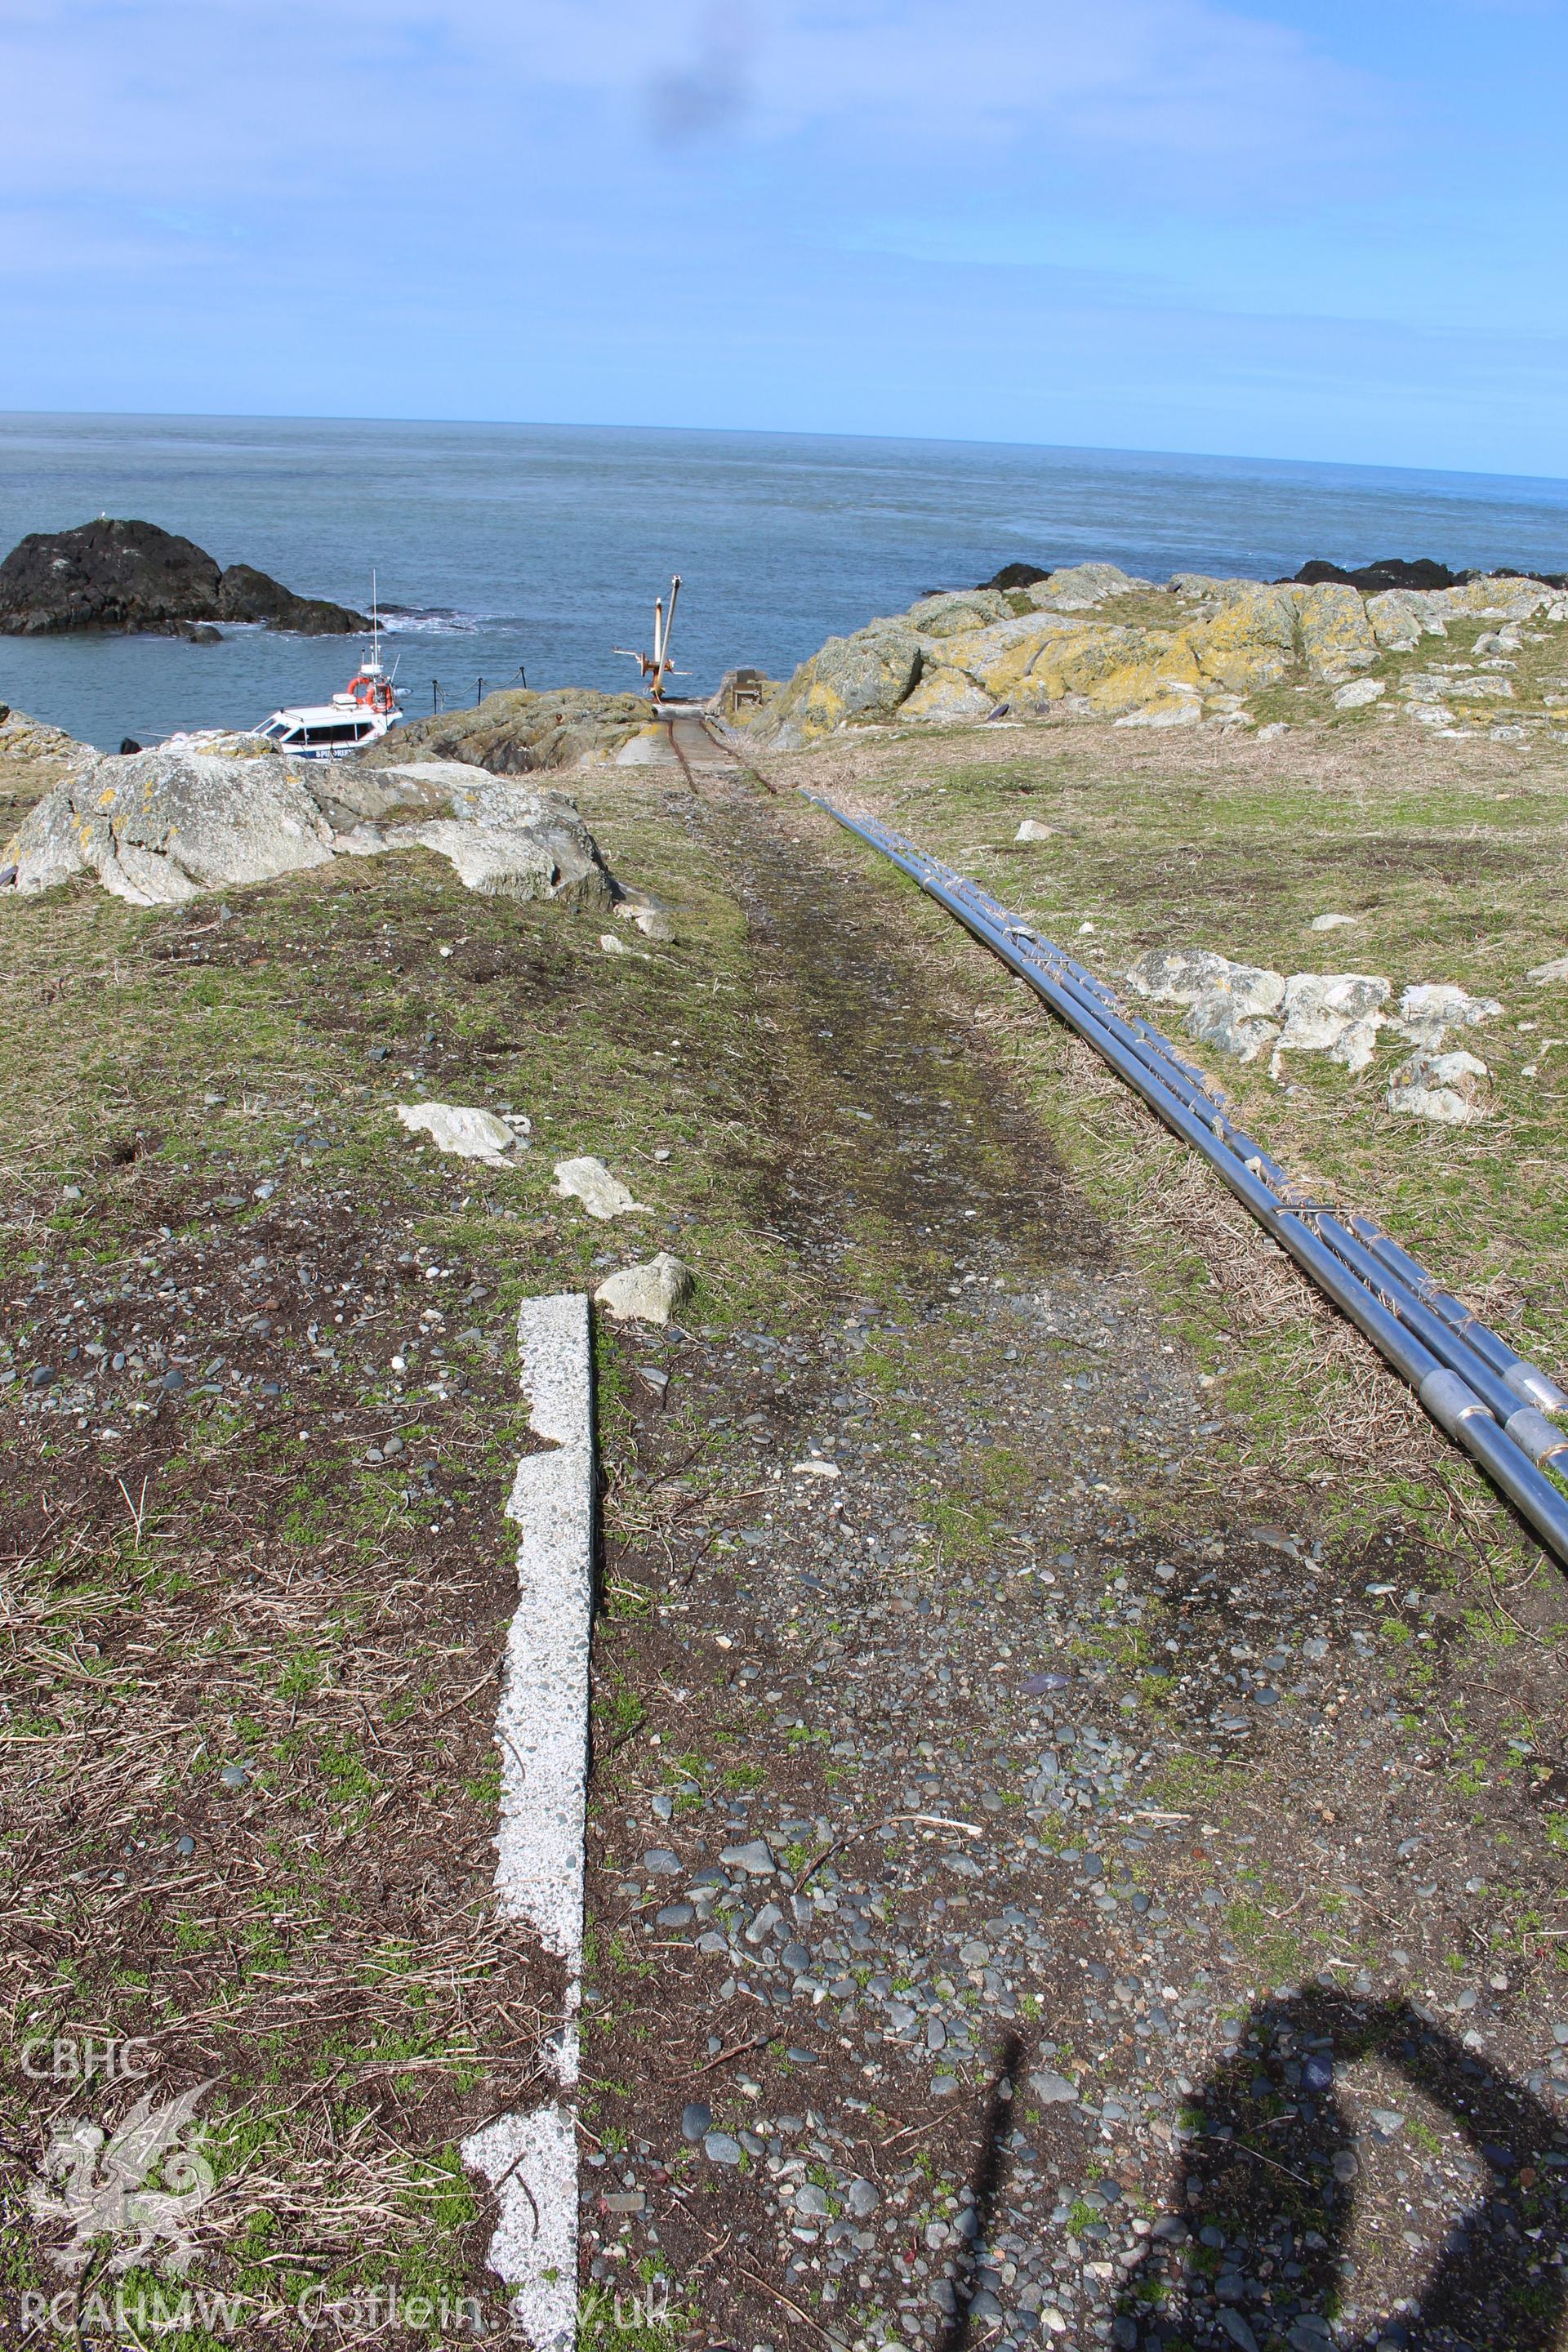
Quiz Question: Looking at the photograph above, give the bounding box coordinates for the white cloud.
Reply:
[0,0,1385,205]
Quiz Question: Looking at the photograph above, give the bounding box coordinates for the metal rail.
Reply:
[805,795,1568,1569]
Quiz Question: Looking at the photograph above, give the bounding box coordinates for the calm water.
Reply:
[3,412,1568,751]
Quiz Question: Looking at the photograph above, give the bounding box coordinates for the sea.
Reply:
[3,411,1568,751]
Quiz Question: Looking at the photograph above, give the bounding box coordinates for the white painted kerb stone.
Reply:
[493,1292,595,1975]
[463,2106,578,2352]
[461,1291,593,2352]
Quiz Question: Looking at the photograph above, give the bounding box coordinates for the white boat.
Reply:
[254,578,403,760]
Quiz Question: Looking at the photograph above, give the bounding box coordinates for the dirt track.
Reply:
[578,771,1568,2352]
[2,737,1566,2350]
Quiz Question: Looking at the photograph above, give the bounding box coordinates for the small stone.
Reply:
[1014,818,1056,843]
[795,2184,831,2219]
[220,1762,250,1790]
[1028,2069,1079,2105]
[160,1368,187,1392]
[643,1849,681,1876]
[174,1833,195,1856]
[1038,2310,1068,2338]
[394,1101,525,1165]
[847,2177,880,2218]
[780,1941,810,1973]
[60,1183,82,1201]
[720,1839,777,1877]
[552,1156,648,1220]
[1333,678,1386,710]
[681,2101,712,2140]
[1332,2149,1360,2181]
[28,1366,55,1389]
[655,1903,694,1928]
[595,1254,694,1326]
[702,2132,743,2165]
[1388,1049,1490,1125]
[1218,2314,1260,2352]
[1310,911,1357,931]
[785,2047,819,2066]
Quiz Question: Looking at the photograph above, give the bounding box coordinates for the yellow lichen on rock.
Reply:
[1187,584,1299,692]
[1296,582,1379,677]
[900,666,994,722]
[728,567,1568,748]
[1084,640,1203,718]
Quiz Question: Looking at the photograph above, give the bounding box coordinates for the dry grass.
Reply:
[766,698,1568,1560]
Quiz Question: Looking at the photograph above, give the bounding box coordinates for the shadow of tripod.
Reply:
[1121,1987,1566,2351]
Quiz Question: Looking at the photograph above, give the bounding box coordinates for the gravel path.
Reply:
[581,786,1568,2352]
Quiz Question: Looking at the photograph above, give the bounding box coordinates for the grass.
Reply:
[7,705,1568,2336]
[768,697,1568,1566]
[0,774,844,2329]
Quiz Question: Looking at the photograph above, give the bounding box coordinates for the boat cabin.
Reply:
[256,704,382,755]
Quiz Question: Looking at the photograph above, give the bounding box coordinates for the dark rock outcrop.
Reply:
[215,562,363,635]
[980,561,1051,590]
[0,519,367,636]
[1290,556,1462,594]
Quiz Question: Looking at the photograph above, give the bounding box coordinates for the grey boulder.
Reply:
[595,1253,693,1325]
[746,621,924,751]
[5,750,617,909]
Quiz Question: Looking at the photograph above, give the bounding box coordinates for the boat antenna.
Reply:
[370,568,380,670]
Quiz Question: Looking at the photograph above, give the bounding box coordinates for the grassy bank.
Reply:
[758,710,1568,1572]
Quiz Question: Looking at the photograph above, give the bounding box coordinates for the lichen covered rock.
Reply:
[900,666,994,724]
[363,688,653,776]
[1270,973,1392,1075]
[728,566,1568,747]
[746,621,924,750]
[1387,1050,1491,1125]
[4,750,618,908]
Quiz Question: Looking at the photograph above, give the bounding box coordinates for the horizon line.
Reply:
[3,405,1568,499]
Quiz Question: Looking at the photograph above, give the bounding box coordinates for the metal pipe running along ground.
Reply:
[807,795,1568,1573]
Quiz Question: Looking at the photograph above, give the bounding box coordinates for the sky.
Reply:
[2,0,1565,476]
